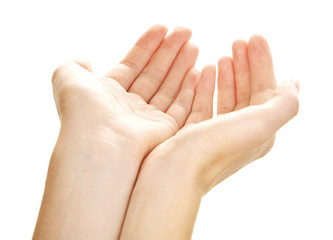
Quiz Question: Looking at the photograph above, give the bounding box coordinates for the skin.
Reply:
[33,25,207,240]
[120,35,300,240]
[33,25,299,239]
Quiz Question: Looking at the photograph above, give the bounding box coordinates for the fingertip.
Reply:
[232,40,248,61]
[136,25,168,49]
[149,24,168,35]
[160,26,192,51]
[249,34,268,45]
[248,35,272,57]
[174,26,192,34]
[186,42,199,56]
[202,64,216,75]
[172,26,192,39]
[218,56,228,64]
[202,64,217,84]
[232,39,247,47]
[218,57,233,70]
[232,40,248,52]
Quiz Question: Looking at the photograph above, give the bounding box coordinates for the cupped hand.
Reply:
[51,25,201,158]
[201,35,299,192]
[140,35,299,195]
[120,35,299,240]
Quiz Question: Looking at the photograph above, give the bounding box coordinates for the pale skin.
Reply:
[33,25,299,240]
[119,35,300,239]
[33,25,204,240]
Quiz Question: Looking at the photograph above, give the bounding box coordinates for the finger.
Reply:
[105,25,168,90]
[149,42,199,112]
[217,57,236,115]
[248,35,277,95]
[129,27,192,102]
[166,68,200,128]
[232,40,251,109]
[185,65,216,125]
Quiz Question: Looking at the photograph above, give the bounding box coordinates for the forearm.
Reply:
[33,126,141,240]
[120,148,202,240]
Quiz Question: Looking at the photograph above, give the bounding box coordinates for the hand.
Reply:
[52,25,199,158]
[34,25,205,240]
[120,35,299,240]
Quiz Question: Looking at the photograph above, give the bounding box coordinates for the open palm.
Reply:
[138,35,299,194]
[120,35,300,240]
[52,25,203,157]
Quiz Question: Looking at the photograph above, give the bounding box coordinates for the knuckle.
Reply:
[141,67,164,82]
[218,104,234,114]
[221,106,233,113]
[235,64,250,73]
[120,59,140,74]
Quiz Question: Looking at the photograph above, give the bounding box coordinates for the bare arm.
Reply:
[120,35,300,240]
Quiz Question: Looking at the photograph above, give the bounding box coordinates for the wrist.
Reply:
[58,118,146,162]
[139,128,225,196]
[136,139,203,196]
[121,140,202,240]
[34,124,143,240]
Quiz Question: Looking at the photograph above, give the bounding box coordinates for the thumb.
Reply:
[241,79,300,145]
[266,79,300,128]
[201,79,300,155]
[51,58,92,89]
[179,80,300,191]
[240,79,300,144]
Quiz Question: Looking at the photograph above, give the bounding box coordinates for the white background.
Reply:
[0,0,332,239]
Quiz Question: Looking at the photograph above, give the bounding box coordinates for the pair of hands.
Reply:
[35,25,299,239]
